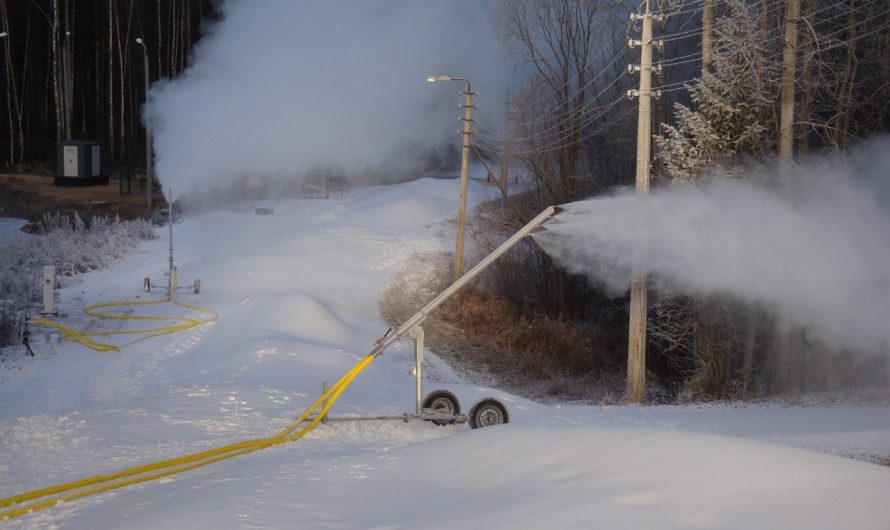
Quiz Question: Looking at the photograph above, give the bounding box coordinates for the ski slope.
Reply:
[1,175,889,529]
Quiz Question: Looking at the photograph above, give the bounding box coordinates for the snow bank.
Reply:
[2,178,889,529]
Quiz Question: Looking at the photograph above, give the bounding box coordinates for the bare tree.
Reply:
[0,0,22,165]
[495,0,603,203]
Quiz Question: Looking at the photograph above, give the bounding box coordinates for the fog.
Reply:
[147,1,508,201]
[534,137,890,354]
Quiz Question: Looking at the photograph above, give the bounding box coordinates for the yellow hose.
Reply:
[0,354,376,520]
[2,285,377,520]
[32,293,218,353]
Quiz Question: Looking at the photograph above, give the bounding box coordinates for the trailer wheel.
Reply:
[422,389,460,425]
[468,398,509,429]
[144,277,151,293]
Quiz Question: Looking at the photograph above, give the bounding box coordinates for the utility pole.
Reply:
[702,0,714,74]
[776,0,800,388]
[778,0,799,168]
[427,75,475,281]
[454,81,476,280]
[626,1,658,404]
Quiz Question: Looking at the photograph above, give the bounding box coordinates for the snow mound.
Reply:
[348,194,456,229]
[229,294,353,347]
[313,424,890,529]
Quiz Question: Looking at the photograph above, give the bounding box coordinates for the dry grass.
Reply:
[380,251,623,402]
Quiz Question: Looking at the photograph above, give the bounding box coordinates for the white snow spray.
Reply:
[533,137,890,354]
[146,0,508,200]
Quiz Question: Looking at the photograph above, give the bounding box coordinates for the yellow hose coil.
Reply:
[32,294,218,352]
[2,288,374,520]
[0,354,376,520]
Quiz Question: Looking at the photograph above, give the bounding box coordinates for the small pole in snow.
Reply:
[22,319,34,356]
[168,189,174,295]
[321,382,329,424]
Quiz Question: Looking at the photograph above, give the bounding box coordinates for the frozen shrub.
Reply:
[380,250,623,402]
[0,213,156,347]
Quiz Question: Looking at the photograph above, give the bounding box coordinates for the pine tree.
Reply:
[657,0,777,184]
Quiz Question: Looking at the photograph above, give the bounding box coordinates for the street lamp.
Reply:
[428,75,475,281]
[136,37,153,210]
[0,32,8,38]
[62,31,72,140]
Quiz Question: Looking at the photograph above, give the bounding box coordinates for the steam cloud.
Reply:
[534,137,890,353]
[147,1,507,198]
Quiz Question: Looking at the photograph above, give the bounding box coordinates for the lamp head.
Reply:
[0,32,7,38]
[136,37,143,44]
[427,75,453,83]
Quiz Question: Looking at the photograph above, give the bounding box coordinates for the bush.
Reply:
[380,251,625,402]
[0,212,156,347]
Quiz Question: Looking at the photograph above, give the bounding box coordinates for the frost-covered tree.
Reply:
[656,0,777,183]
[651,0,782,399]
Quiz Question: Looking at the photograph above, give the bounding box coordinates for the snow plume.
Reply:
[533,137,890,353]
[147,1,507,201]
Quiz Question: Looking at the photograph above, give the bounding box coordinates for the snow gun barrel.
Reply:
[372,205,559,357]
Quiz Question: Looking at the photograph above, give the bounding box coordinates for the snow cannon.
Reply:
[144,204,201,296]
[307,206,560,430]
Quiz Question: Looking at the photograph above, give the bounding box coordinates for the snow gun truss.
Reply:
[144,203,200,296]
[311,206,560,429]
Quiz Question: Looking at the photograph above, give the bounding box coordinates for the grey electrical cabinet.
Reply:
[56,141,107,186]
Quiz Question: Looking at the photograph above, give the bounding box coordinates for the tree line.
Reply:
[3,0,888,400]
[0,0,219,169]
[471,0,890,401]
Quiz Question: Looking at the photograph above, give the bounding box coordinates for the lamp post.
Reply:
[62,30,72,141]
[136,37,153,210]
[427,75,475,280]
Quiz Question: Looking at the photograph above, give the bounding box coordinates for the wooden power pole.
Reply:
[626,1,657,404]
[426,75,476,281]
[454,82,476,280]
[775,0,800,388]
[779,0,800,165]
[702,0,714,74]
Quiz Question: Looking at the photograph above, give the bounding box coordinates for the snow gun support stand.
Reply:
[310,206,560,430]
[144,194,201,296]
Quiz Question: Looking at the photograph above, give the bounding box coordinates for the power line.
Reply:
[471,0,889,158]
[474,42,631,124]
[474,69,632,144]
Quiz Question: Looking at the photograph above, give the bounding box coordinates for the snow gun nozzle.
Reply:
[374,327,393,346]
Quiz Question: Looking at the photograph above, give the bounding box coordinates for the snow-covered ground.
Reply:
[1,176,889,529]
[0,217,27,239]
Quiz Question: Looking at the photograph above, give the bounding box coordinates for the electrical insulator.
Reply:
[627,89,639,100]
[628,39,640,48]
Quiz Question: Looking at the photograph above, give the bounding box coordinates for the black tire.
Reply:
[422,389,460,425]
[194,278,201,294]
[468,398,509,429]
[144,277,151,293]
